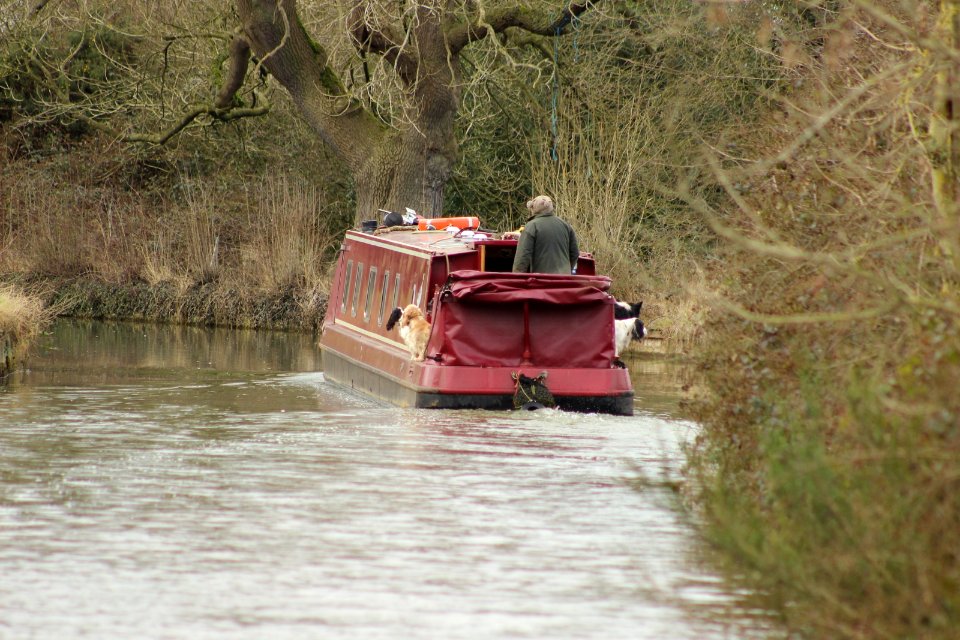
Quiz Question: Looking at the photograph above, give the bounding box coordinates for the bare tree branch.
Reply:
[124,90,271,145]
[709,295,900,326]
[446,1,600,53]
[237,0,386,173]
[29,0,52,18]
[215,34,251,110]
[346,2,420,84]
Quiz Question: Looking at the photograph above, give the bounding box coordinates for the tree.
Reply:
[228,1,597,218]
[1,1,597,219]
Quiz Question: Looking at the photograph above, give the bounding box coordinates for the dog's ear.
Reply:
[386,307,402,331]
[632,302,643,316]
[632,318,646,340]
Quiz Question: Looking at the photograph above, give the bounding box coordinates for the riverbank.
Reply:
[40,276,327,332]
[681,3,960,636]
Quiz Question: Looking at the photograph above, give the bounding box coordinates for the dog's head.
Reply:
[385,307,403,331]
[614,300,643,320]
[401,304,424,326]
[631,316,648,341]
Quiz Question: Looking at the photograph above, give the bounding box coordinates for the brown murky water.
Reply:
[0,320,782,639]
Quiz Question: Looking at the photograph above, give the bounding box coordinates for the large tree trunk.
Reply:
[237,1,381,174]
[352,63,460,220]
[353,125,456,219]
[237,0,592,219]
[234,1,593,222]
[237,0,460,222]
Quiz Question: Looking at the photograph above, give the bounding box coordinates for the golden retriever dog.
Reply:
[385,304,431,361]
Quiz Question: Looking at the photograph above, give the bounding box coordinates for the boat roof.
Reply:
[347,227,501,257]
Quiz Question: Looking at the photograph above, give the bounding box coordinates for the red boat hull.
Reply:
[322,336,634,414]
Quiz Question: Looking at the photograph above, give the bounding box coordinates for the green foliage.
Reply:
[687,1,960,636]
[448,0,792,296]
[0,41,47,123]
[1,22,136,127]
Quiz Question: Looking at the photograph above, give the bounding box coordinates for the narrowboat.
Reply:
[318,217,634,415]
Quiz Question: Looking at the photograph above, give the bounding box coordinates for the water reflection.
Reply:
[16,319,322,382]
[0,320,782,640]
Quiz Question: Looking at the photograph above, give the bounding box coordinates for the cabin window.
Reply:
[392,273,401,311]
[351,262,363,317]
[416,275,426,306]
[363,267,377,322]
[409,284,416,307]
[377,270,390,326]
[340,259,353,314]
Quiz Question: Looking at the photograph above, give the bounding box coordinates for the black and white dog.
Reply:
[614,300,647,356]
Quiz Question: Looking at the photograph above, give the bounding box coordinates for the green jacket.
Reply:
[512,212,580,274]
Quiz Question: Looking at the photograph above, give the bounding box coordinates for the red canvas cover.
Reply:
[436,271,615,367]
[444,270,611,305]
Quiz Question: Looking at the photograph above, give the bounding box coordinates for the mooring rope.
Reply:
[550,13,581,163]
[550,23,561,163]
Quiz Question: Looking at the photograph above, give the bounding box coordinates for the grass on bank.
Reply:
[0,284,47,341]
[0,147,347,329]
[0,284,51,373]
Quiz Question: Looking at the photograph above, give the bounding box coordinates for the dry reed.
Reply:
[241,175,337,294]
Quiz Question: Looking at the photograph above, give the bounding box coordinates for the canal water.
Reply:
[0,320,781,639]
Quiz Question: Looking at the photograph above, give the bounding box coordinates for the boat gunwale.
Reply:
[322,347,635,415]
[321,340,632,398]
